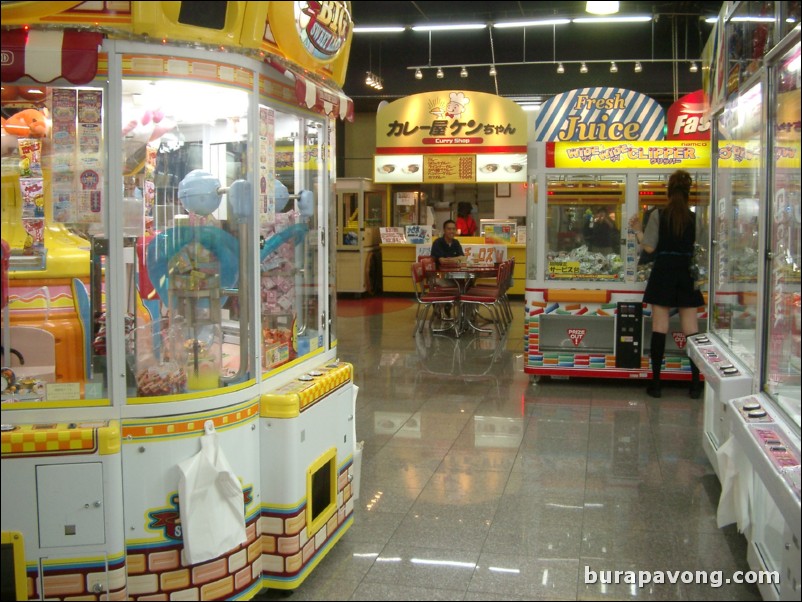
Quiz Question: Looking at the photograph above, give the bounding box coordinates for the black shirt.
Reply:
[430,236,464,267]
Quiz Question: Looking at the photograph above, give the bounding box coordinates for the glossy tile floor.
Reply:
[257,297,761,601]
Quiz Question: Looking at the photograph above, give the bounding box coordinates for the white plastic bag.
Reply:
[177,421,247,565]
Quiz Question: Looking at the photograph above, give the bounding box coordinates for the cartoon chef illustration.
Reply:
[444,92,470,118]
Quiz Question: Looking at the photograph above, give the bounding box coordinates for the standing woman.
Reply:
[455,201,477,236]
[629,170,704,399]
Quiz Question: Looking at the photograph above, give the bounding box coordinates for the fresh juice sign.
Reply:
[535,87,665,142]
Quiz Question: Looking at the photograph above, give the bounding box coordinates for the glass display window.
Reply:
[340,191,359,246]
[120,78,254,400]
[726,1,776,92]
[764,39,801,427]
[2,83,105,404]
[544,174,625,282]
[711,81,763,372]
[635,174,711,286]
[260,111,326,372]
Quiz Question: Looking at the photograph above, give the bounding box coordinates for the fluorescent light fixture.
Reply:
[414,68,423,80]
[580,62,588,74]
[573,15,651,23]
[460,66,468,78]
[556,62,565,74]
[586,1,619,15]
[436,67,444,79]
[689,61,698,73]
[493,18,570,28]
[731,16,777,22]
[634,61,642,73]
[412,23,487,32]
[704,16,718,23]
[353,26,406,33]
[610,61,618,73]
[488,65,497,76]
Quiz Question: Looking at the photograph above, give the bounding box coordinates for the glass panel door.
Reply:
[764,40,801,427]
[711,82,763,371]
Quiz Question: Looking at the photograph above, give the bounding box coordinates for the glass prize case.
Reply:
[711,81,763,372]
[544,174,625,282]
[764,39,801,428]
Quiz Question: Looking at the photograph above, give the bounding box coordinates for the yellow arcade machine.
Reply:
[1,2,358,599]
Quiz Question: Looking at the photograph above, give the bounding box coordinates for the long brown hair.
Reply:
[664,170,693,237]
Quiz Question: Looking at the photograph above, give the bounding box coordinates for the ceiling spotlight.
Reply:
[610,61,618,73]
[365,71,384,90]
[580,62,588,74]
[634,61,642,73]
[556,62,565,74]
[436,67,444,79]
[460,66,468,78]
[415,68,423,80]
[489,65,497,76]
[586,1,619,14]
[689,61,698,73]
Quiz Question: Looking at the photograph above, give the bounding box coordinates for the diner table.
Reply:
[437,263,499,293]
[437,263,500,333]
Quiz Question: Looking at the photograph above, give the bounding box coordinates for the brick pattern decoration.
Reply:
[124,515,261,601]
[26,554,127,600]
[261,460,355,588]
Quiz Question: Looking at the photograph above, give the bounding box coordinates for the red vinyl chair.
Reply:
[410,262,460,336]
[460,261,509,336]
[419,255,459,295]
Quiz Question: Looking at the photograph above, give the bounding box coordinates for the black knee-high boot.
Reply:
[687,332,703,399]
[648,332,665,398]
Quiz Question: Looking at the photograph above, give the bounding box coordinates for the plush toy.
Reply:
[2,109,49,137]
[122,108,175,144]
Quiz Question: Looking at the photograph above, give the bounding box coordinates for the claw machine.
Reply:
[689,5,800,600]
[335,178,385,295]
[525,85,711,382]
[1,2,358,600]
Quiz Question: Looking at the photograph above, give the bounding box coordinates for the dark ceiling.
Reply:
[343,1,723,113]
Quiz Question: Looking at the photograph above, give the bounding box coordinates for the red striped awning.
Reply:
[1,29,103,85]
[266,58,354,122]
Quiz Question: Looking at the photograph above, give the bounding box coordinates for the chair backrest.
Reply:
[419,256,437,287]
[410,262,426,298]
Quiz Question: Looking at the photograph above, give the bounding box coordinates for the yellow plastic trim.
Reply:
[1,531,27,601]
[305,447,338,536]
[2,398,111,410]
[260,392,300,418]
[546,289,610,303]
[98,420,120,455]
[0,1,81,22]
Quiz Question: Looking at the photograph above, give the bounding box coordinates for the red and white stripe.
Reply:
[1,29,103,85]
[266,57,354,122]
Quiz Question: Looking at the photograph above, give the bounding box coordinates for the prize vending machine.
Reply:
[694,10,800,600]
[524,86,712,383]
[1,2,359,600]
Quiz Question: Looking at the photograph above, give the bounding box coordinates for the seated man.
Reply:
[429,220,464,317]
[431,219,464,267]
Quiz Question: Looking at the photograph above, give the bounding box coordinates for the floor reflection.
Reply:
[256,298,761,601]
